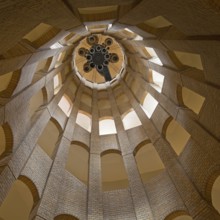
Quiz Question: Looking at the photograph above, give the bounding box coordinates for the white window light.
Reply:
[122,110,142,130]
[134,35,143,41]
[151,70,164,93]
[58,95,72,116]
[54,75,59,89]
[53,73,62,94]
[108,24,112,30]
[145,47,163,66]
[99,119,117,135]
[141,93,158,118]
[50,42,63,49]
[76,112,92,132]
[124,28,133,33]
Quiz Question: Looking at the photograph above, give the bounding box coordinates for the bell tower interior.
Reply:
[0,1,220,220]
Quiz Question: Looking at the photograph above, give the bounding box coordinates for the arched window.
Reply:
[0,70,21,98]
[58,94,73,117]
[37,119,62,158]
[0,179,35,220]
[165,119,190,155]
[122,109,142,130]
[53,72,62,95]
[134,142,165,183]
[181,86,205,114]
[65,142,89,184]
[145,47,163,66]
[151,70,164,93]
[212,176,220,214]
[141,93,158,118]
[101,150,129,191]
[174,51,203,70]
[0,125,6,157]
[99,118,117,135]
[76,111,92,132]
[0,123,13,162]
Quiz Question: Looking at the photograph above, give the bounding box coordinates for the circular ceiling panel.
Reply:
[73,34,126,89]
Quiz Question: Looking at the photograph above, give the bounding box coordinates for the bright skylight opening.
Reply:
[122,110,142,130]
[141,93,158,118]
[76,112,92,132]
[151,70,164,92]
[58,95,72,116]
[133,35,143,41]
[145,47,163,66]
[50,42,63,49]
[99,119,117,135]
[53,73,62,94]
[108,24,112,30]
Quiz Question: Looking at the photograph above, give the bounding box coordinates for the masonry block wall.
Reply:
[0,1,220,220]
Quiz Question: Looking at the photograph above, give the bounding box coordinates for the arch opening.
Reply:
[151,70,164,93]
[0,179,35,220]
[122,109,142,130]
[76,111,92,132]
[145,47,163,66]
[174,51,203,70]
[37,119,62,158]
[211,176,220,214]
[66,142,89,184]
[141,93,158,118]
[181,86,205,114]
[134,142,165,183]
[58,94,73,117]
[99,118,117,135]
[0,123,13,164]
[164,118,190,156]
[101,150,129,191]
[0,70,21,98]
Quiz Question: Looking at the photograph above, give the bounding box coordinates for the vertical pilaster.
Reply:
[107,86,154,220]
[120,79,220,219]
[33,85,83,220]
[87,90,103,220]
